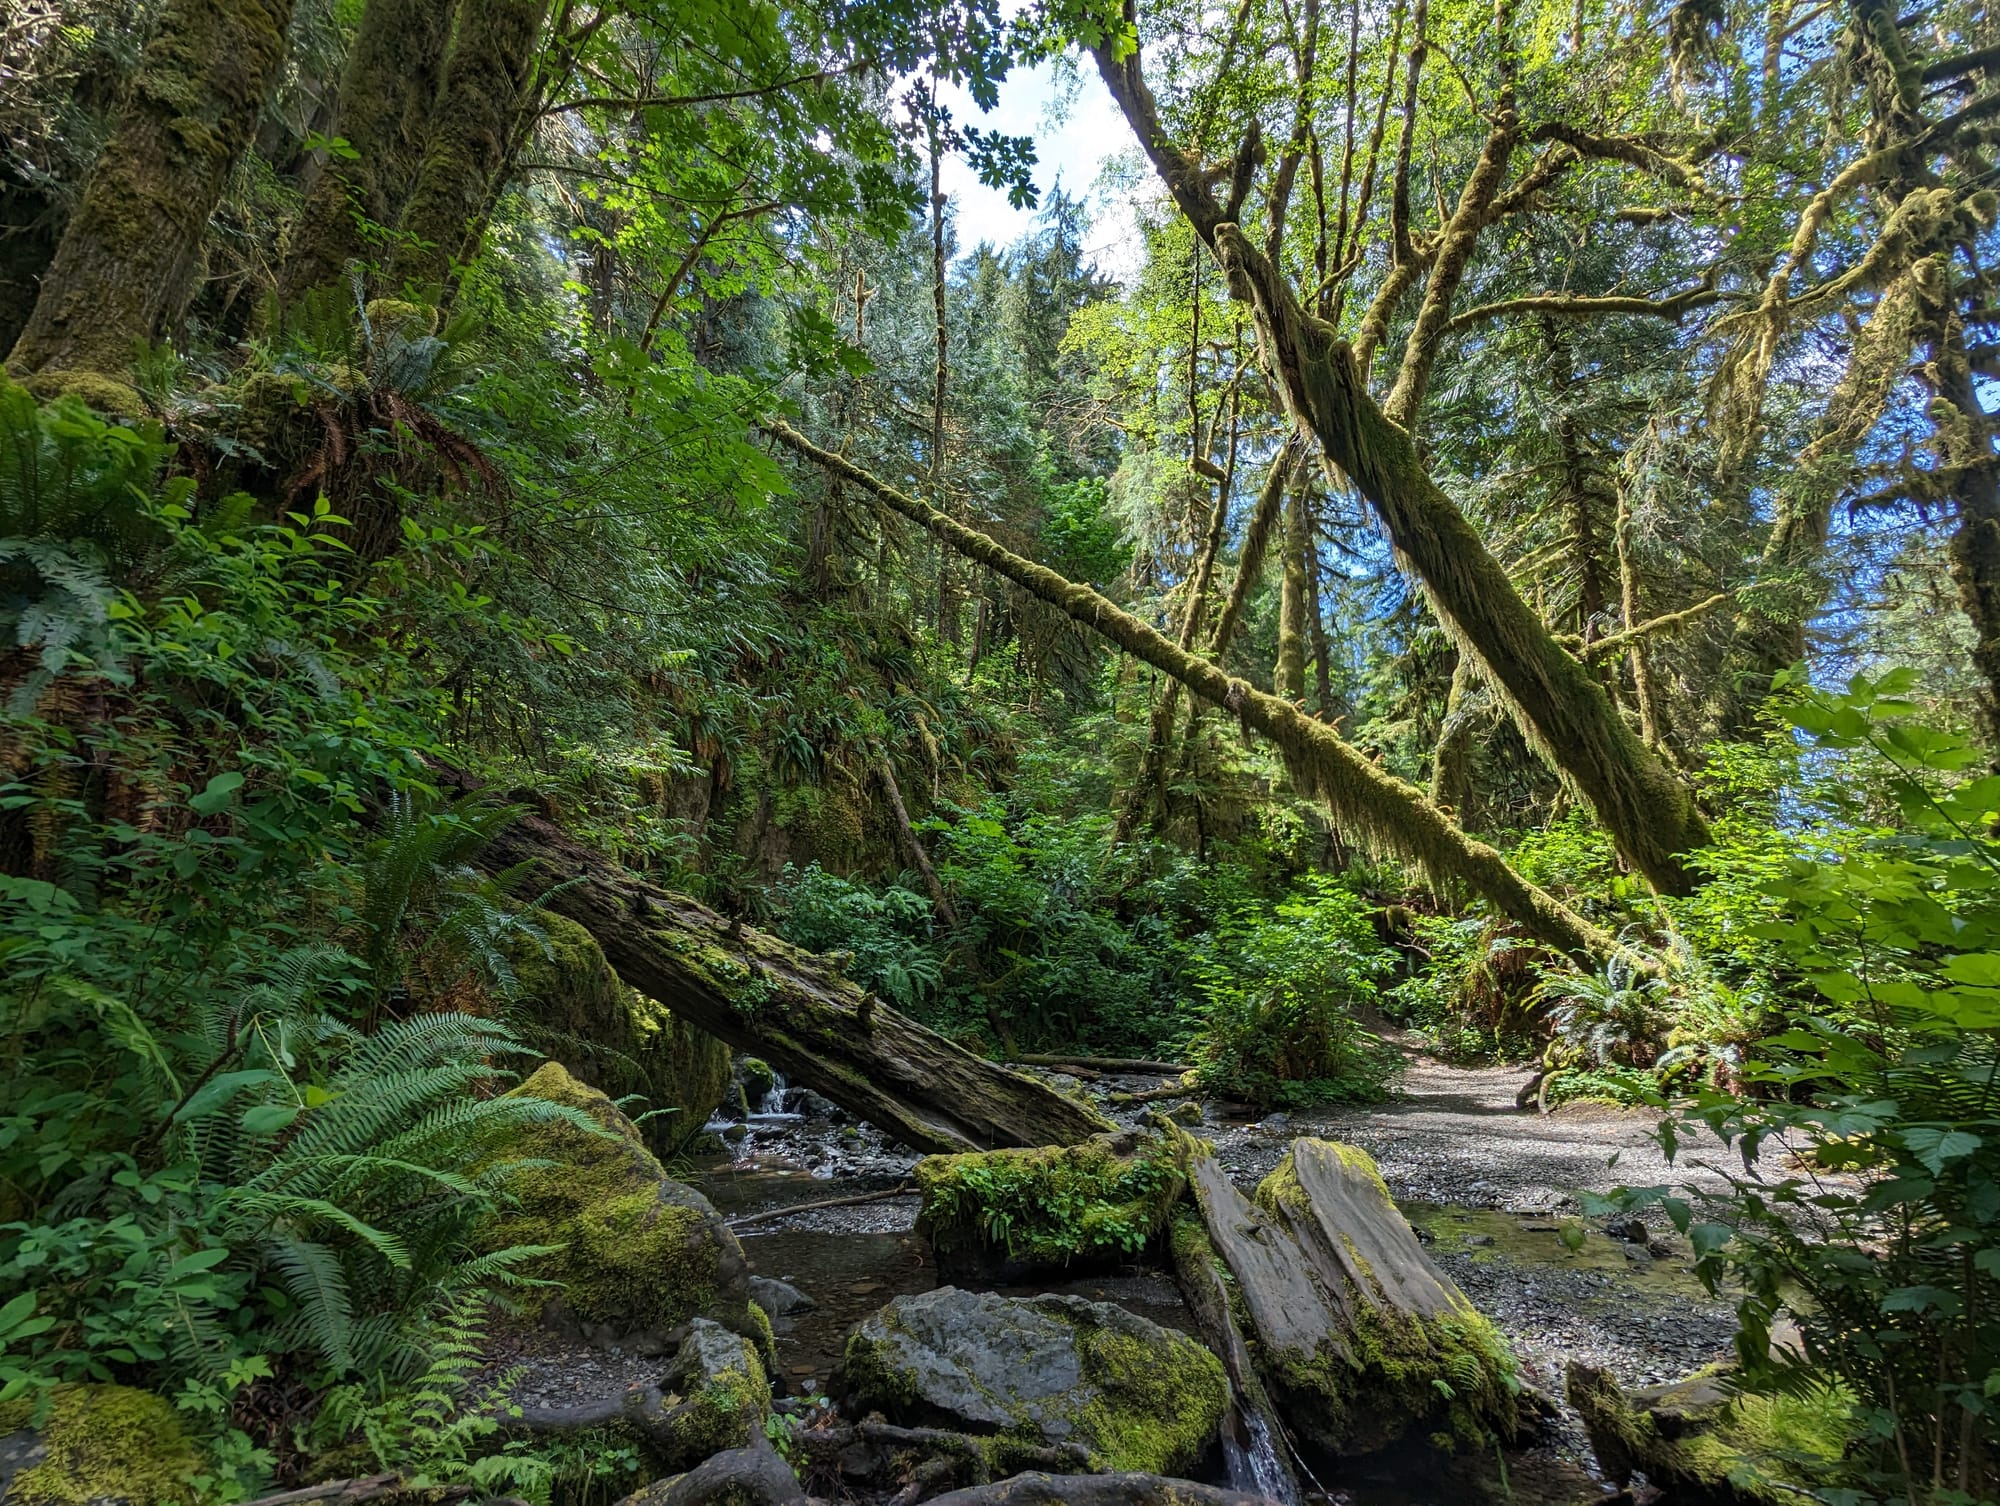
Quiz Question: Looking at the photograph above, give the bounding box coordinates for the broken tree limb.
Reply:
[725,1183,916,1230]
[1087,24,1711,896]
[763,420,1614,962]
[1010,1055,1189,1074]
[445,779,1110,1153]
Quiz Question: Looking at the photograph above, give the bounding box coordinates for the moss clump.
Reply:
[0,1385,201,1505]
[1254,1146,1519,1455]
[737,1056,777,1106]
[915,1131,1182,1270]
[507,913,732,1149]
[493,1062,746,1342]
[1569,1364,1851,1504]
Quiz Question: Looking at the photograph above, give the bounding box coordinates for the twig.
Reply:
[726,1183,916,1230]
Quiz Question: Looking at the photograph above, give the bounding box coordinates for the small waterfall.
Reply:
[1221,1406,1301,1506]
[759,1071,789,1116]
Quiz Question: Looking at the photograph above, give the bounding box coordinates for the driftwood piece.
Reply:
[1171,1128,1519,1457]
[725,1183,915,1230]
[447,776,1109,1153]
[924,1473,1278,1506]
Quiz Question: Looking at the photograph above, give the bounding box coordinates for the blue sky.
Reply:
[935,58,1154,281]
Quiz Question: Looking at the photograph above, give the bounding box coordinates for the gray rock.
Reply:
[836,1287,1227,1475]
[750,1276,814,1315]
[1604,1215,1649,1243]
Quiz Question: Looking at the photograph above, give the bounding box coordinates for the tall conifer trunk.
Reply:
[5,0,295,392]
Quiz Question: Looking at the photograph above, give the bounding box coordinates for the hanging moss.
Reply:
[0,1385,201,1506]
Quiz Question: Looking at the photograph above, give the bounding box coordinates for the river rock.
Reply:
[649,1319,772,1470]
[0,1385,201,1505]
[491,1062,758,1353]
[836,1287,1226,1476]
[749,1276,814,1316]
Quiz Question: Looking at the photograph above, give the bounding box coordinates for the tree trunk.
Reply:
[5,0,296,391]
[1089,38,1711,896]
[461,788,1108,1154]
[876,741,958,928]
[766,419,1614,962]
[277,0,460,303]
[384,0,548,294]
[1274,480,1309,699]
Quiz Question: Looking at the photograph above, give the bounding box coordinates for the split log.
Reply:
[924,1474,1278,1506]
[1169,1127,1520,1458]
[454,785,1110,1154]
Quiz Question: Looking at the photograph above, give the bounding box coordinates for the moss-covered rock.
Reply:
[0,1385,200,1505]
[659,1319,771,1467]
[736,1056,777,1109]
[1567,1363,1851,1505]
[915,1129,1183,1281]
[509,913,732,1151]
[836,1286,1227,1476]
[492,1062,754,1351]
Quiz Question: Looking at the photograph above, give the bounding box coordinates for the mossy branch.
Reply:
[763,418,1614,962]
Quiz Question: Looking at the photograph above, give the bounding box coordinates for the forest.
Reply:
[1,0,1998,1500]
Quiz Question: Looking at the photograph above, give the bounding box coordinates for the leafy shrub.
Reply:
[775,863,943,1009]
[1183,877,1400,1109]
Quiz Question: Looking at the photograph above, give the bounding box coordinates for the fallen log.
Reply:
[1010,1055,1190,1075]
[451,785,1110,1154]
[1169,1126,1521,1458]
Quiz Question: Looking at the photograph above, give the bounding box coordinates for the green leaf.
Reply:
[241,1104,301,1136]
[190,771,245,815]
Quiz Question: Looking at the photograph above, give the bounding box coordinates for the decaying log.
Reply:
[1170,1127,1520,1458]
[448,780,1109,1154]
[1011,1056,1191,1075]
[245,1477,476,1506]
[1168,1217,1305,1506]
[924,1474,1278,1506]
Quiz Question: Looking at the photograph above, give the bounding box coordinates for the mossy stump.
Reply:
[1175,1129,1519,1458]
[914,1129,1184,1281]
[494,1062,754,1351]
[1567,1363,1851,1505]
[0,1385,200,1505]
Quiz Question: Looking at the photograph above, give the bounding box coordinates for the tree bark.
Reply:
[1274,480,1309,699]
[1088,28,1711,896]
[385,0,548,293]
[5,0,296,390]
[277,0,460,302]
[454,788,1109,1154]
[766,419,1615,962]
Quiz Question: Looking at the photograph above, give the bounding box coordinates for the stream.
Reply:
[687,1059,1749,1506]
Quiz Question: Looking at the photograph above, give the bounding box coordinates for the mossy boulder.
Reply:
[836,1286,1227,1476]
[1568,1363,1851,1505]
[493,1062,754,1351]
[0,1385,200,1505]
[914,1129,1183,1281]
[647,1318,772,1470]
[509,912,733,1150]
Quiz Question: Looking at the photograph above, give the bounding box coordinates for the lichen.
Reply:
[0,1384,201,1506]
[914,1132,1182,1268]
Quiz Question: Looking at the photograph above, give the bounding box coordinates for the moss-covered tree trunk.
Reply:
[767,419,1614,962]
[277,0,460,302]
[458,787,1110,1153]
[4,0,296,393]
[1274,481,1309,700]
[385,0,548,294]
[1090,37,1711,896]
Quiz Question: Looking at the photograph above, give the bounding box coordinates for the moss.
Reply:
[659,1330,771,1468]
[1253,1148,1519,1456]
[914,1132,1183,1269]
[507,914,731,1150]
[1072,1318,1229,1474]
[738,1056,777,1105]
[19,369,146,417]
[0,1385,201,1505]
[494,1063,733,1338]
[1570,1364,1850,1504]
[837,1326,923,1412]
[744,1299,777,1371]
